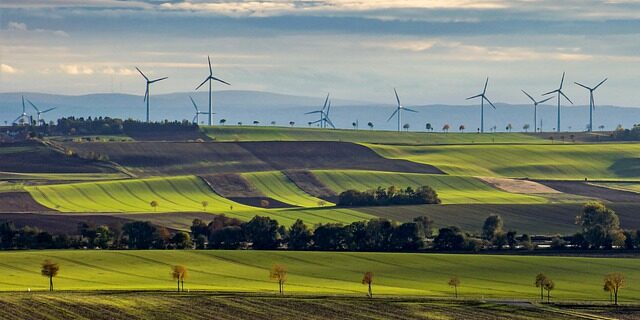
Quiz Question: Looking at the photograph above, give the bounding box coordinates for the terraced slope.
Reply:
[367,143,640,179]
[204,126,546,145]
[0,250,638,302]
[241,171,332,207]
[312,170,546,204]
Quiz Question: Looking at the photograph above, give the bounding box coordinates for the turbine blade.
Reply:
[483,77,489,94]
[136,67,148,81]
[325,117,336,129]
[144,86,149,102]
[560,91,573,104]
[26,99,39,112]
[309,119,323,124]
[387,108,399,122]
[305,111,322,115]
[210,76,231,86]
[149,77,168,83]
[542,89,558,96]
[484,96,496,109]
[559,72,565,89]
[574,82,591,90]
[594,78,608,90]
[189,96,198,111]
[13,115,22,124]
[195,78,208,90]
[322,93,329,110]
[521,90,535,103]
[326,101,331,115]
[394,88,401,106]
[404,107,418,113]
[42,107,56,113]
[538,96,554,104]
[208,56,213,76]
[466,94,482,100]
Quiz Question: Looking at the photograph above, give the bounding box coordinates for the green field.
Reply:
[0,171,129,181]
[591,182,640,193]
[312,170,546,204]
[241,171,332,207]
[204,126,546,145]
[367,143,640,180]
[0,250,637,302]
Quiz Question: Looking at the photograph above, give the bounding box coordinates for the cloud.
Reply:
[60,64,94,75]
[6,21,69,37]
[101,67,136,76]
[0,64,20,74]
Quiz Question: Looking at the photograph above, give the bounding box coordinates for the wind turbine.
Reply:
[26,99,56,125]
[13,96,29,125]
[324,100,335,129]
[466,78,495,133]
[195,56,230,126]
[574,78,607,132]
[521,90,553,133]
[189,96,211,125]
[136,67,167,123]
[387,88,417,133]
[305,93,330,128]
[543,72,573,133]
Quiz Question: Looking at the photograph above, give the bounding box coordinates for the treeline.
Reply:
[338,186,441,206]
[611,124,640,141]
[29,117,199,136]
[0,201,634,251]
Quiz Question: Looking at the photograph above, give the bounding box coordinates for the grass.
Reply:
[0,293,586,320]
[241,171,332,207]
[0,250,638,303]
[24,176,372,226]
[203,126,546,145]
[367,143,640,180]
[591,182,640,193]
[311,170,546,204]
[0,171,129,181]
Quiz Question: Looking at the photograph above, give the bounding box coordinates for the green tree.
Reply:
[362,271,374,298]
[543,278,555,303]
[41,259,59,291]
[149,200,158,212]
[576,201,626,248]
[172,231,192,249]
[413,216,434,238]
[244,216,280,250]
[448,276,460,298]
[287,219,311,250]
[482,214,504,241]
[535,273,547,301]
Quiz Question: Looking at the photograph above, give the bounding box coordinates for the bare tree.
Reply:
[150,200,158,212]
[442,124,450,133]
[362,271,374,298]
[448,276,460,298]
[535,273,547,301]
[543,278,555,303]
[604,273,625,305]
[459,124,465,133]
[41,260,59,291]
[171,265,188,292]
[201,200,209,212]
[270,264,287,295]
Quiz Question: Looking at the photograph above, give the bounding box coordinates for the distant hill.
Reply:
[1,90,639,132]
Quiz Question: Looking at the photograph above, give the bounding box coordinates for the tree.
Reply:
[442,124,450,133]
[604,273,625,305]
[289,121,295,127]
[41,259,59,291]
[150,200,158,212]
[506,123,513,132]
[523,124,530,132]
[172,231,192,249]
[482,214,503,241]
[535,273,547,301]
[352,122,358,130]
[219,119,226,125]
[433,226,467,250]
[426,123,432,132]
[171,265,188,292]
[362,271,374,298]
[598,125,605,131]
[271,121,276,126]
[576,201,625,248]
[459,124,465,133]
[288,219,311,250]
[123,221,157,249]
[253,120,259,125]
[543,278,555,303]
[403,123,410,131]
[448,276,460,298]
[244,216,280,250]
[367,122,374,130]
[201,201,209,211]
[413,216,434,238]
[270,264,287,295]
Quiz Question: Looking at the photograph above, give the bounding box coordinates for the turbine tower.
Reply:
[387,88,417,133]
[136,67,167,123]
[466,78,495,133]
[521,90,552,133]
[324,100,335,129]
[574,78,607,132]
[196,56,230,126]
[189,96,210,125]
[543,72,573,132]
[305,93,330,128]
[13,96,29,125]
[26,99,56,126]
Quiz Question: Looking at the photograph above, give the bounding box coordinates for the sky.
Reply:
[2,0,640,106]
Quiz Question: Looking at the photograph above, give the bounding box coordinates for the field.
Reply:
[0,293,592,320]
[367,143,640,180]
[311,170,547,204]
[241,171,332,207]
[203,126,547,145]
[0,250,638,302]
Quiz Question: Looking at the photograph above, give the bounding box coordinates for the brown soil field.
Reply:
[479,177,560,194]
[537,180,640,202]
[62,141,440,175]
[0,192,54,212]
[0,141,115,174]
[123,127,211,141]
[201,174,293,208]
[284,170,337,201]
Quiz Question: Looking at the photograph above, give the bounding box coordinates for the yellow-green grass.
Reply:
[241,171,332,207]
[0,171,129,181]
[367,143,640,180]
[0,250,638,302]
[312,170,546,204]
[24,176,371,226]
[203,126,545,145]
